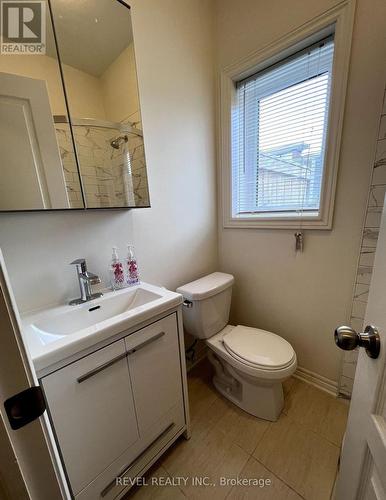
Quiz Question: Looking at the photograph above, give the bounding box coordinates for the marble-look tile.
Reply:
[368,185,386,208]
[355,247,375,286]
[227,456,302,500]
[339,375,354,395]
[382,90,386,115]
[353,283,369,303]
[282,379,348,446]
[342,359,357,379]
[359,247,376,268]
[342,349,359,365]
[356,265,373,285]
[378,114,386,140]
[351,299,367,320]
[373,165,386,186]
[365,210,382,228]
[375,138,386,166]
[350,317,364,333]
[254,413,340,500]
[362,228,379,248]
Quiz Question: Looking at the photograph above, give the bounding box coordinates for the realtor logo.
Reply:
[1,1,46,54]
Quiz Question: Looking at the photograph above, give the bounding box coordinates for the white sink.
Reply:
[22,282,182,374]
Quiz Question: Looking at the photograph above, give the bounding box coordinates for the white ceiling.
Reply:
[49,0,133,77]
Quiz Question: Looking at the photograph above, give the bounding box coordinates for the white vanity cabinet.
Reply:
[125,313,184,435]
[40,311,188,500]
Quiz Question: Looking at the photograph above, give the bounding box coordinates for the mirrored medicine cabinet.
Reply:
[0,0,150,211]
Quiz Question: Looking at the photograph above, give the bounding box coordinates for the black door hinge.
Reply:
[4,386,46,430]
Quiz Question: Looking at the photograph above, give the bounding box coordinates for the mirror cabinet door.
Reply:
[0,0,84,210]
[50,0,150,209]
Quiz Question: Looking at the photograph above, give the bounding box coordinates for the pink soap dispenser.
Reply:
[110,247,125,290]
[126,244,140,286]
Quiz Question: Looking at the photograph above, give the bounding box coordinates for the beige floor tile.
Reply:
[283,378,349,446]
[188,376,218,424]
[227,456,303,499]
[126,464,186,499]
[215,398,270,455]
[254,413,340,500]
[162,428,249,499]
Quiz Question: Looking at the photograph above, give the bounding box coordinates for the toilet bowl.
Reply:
[177,272,297,421]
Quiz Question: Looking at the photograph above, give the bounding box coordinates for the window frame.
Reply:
[219,1,355,230]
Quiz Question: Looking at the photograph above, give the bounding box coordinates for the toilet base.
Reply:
[208,351,284,421]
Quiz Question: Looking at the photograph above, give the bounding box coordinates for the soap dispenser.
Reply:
[126,244,140,286]
[110,247,125,290]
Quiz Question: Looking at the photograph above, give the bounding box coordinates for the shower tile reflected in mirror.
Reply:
[0,0,83,211]
[50,0,150,209]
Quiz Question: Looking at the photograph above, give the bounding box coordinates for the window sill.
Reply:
[224,213,332,230]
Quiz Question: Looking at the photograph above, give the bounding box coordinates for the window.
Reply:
[231,36,335,222]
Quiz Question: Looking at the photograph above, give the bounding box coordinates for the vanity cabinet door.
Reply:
[41,339,139,496]
[125,314,184,436]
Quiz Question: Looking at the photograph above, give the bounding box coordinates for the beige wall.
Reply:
[0,0,217,313]
[62,62,106,119]
[0,55,106,118]
[215,0,386,383]
[101,44,140,123]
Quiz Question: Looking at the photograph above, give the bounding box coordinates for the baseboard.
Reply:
[294,366,338,396]
[186,354,339,397]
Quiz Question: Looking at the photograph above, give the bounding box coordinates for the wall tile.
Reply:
[340,376,354,396]
[351,299,367,320]
[353,283,369,303]
[359,247,376,267]
[342,360,357,379]
[356,265,373,285]
[379,115,386,140]
[350,319,364,335]
[368,185,386,208]
[362,228,379,248]
[338,85,386,398]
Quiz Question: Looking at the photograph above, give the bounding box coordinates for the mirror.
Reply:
[50,0,150,208]
[0,0,150,211]
[0,1,83,210]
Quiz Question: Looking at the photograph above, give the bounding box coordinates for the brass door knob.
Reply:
[334,325,380,359]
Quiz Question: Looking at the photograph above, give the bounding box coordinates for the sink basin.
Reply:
[22,282,182,374]
[33,287,161,338]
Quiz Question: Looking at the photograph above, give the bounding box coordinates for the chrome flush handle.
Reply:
[334,325,381,359]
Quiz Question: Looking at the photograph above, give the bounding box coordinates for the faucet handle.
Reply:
[70,258,87,273]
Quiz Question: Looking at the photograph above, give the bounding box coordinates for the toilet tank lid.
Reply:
[176,272,234,301]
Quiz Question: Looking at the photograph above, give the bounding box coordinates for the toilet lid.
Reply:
[223,325,295,370]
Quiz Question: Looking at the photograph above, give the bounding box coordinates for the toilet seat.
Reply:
[222,325,295,371]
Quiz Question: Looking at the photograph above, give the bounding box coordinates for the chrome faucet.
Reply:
[69,259,103,305]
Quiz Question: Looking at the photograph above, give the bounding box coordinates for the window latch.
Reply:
[294,231,304,252]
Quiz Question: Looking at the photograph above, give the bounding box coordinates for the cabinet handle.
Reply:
[77,352,127,384]
[100,422,175,497]
[127,331,165,356]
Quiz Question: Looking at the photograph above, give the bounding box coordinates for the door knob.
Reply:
[334,325,380,359]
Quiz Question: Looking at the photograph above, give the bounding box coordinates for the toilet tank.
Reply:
[176,272,234,339]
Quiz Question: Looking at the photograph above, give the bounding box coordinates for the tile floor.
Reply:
[128,359,349,500]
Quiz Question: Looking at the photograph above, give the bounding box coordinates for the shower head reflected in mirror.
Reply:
[111,135,128,149]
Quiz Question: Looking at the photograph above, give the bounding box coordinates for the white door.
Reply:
[335,201,386,499]
[0,249,67,499]
[0,72,69,209]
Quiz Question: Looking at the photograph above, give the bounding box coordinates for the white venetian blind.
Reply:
[232,36,334,218]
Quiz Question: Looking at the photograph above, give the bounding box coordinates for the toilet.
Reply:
[177,272,297,421]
